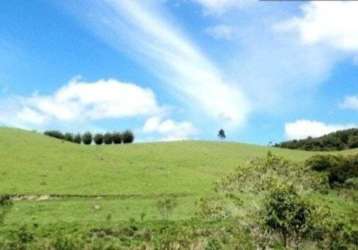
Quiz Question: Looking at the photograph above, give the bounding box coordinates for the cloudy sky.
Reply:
[0,0,357,143]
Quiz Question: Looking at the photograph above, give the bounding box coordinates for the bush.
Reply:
[348,135,358,148]
[122,130,134,144]
[103,133,113,145]
[73,134,82,144]
[305,154,344,172]
[306,154,358,186]
[112,132,122,144]
[64,133,74,142]
[94,134,104,145]
[82,132,92,145]
[263,185,313,248]
[44,130,64,140]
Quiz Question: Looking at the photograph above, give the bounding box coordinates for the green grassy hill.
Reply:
[0,127,356,224]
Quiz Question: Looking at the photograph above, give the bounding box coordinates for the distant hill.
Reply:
[275,128,358,151]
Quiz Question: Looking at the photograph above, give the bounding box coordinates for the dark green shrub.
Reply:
[348,135,358,148]
[307,154,358,186]
[94,133,104,145]
[82,132,92,145]
[122,130,134,144]
[103,133,113,145]
[275,128,358,151]
[305,155,344,172]
[44,130,64,140]
[73,134,81,144]
[263,185,312,248]
[64,133,74,142]
[112,132,122,144]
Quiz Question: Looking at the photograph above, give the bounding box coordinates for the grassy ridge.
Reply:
[0,127,318,196]
[0,127,356,224]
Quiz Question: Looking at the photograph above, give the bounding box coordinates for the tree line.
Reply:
[275,128,358,151]
[44,130,134,144]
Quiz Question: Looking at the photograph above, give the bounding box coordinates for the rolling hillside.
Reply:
[0,127,356,224]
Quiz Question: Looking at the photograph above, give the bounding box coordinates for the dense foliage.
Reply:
[275,128,358,151]
[305,154,358,186]
[213,153,357,249]
[44,130,134,145]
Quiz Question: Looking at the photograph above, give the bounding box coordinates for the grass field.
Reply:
[0,127,357,226]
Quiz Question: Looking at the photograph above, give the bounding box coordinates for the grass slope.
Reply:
[0,127,356,224]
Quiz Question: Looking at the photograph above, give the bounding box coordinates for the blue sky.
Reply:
[0,0,358,144]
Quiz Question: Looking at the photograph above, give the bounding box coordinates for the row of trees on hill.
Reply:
[44,130,134,144]
[275,128,358,151]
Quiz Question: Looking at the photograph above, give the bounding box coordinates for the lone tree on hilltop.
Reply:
[218,129,226,140]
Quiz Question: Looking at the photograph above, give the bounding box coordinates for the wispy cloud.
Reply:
[276,2,358,52]
[285,119,357,140]
[64,0,250,127]
[192,0,256,15]
[341,96,358,111]
[205,24,235,40]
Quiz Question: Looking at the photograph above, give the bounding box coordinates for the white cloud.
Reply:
[143,116,197,141]
[284,120,357,140]
[205,24,235,40]
[277,2,358,51]
[341,96,358,111]
[0,78,161,129]
[65,0,250,127]
[193,0,255,14]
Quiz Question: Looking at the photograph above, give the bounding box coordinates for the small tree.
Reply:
[94,133,104,145]
[73,134,82,144]
[82,132,92,145]
[218,129,226,140]
[103,133,113,145]
[263,185,312,248]
[64,133,74,142]
[112,132,122,144]
[122,130,134,144]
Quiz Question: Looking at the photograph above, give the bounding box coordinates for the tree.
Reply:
[218,129,226,140]
[263,185,312,248]
[122,130,134,144]
[82,132,92,145]
[64,133,74,142]
[94,133,104,145]
[112,132,122,144]
[103,132,113,145]
[44,130,64,140]
[73,134,82,144]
